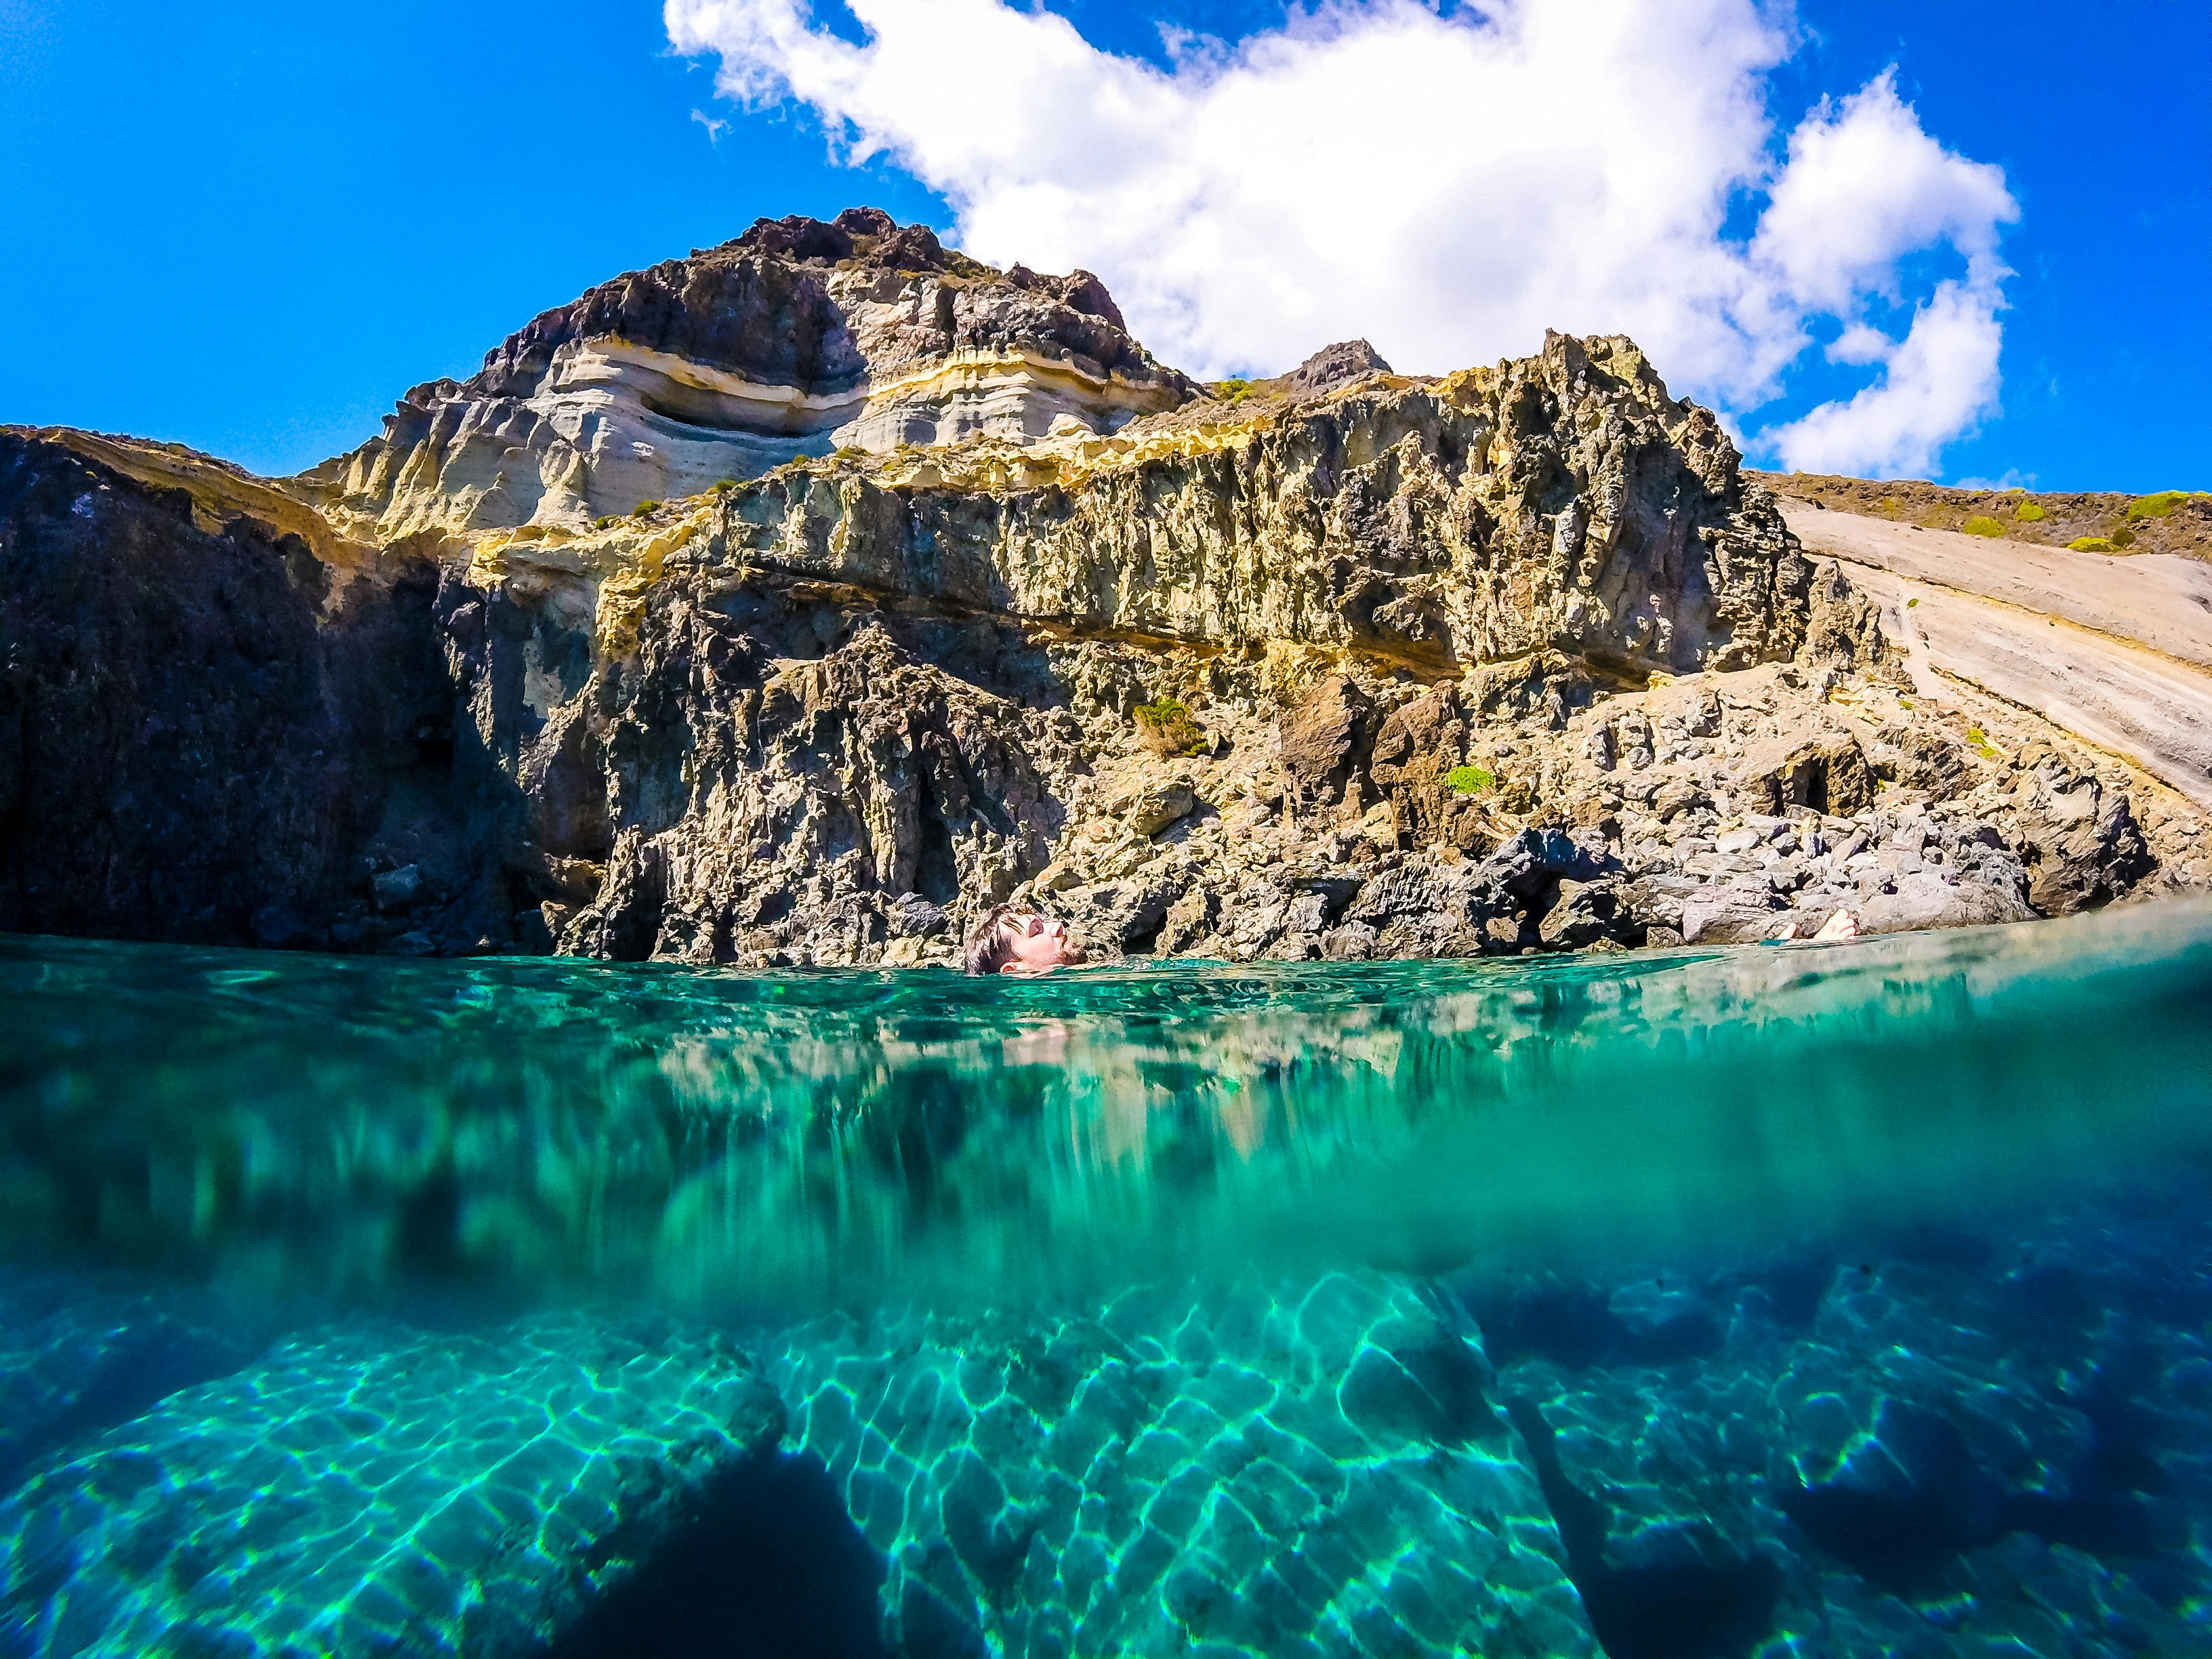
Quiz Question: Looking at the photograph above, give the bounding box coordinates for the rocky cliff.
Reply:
[292,207,1192,539]
[3,213,2204,962]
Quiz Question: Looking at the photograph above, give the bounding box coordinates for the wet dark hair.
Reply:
[963,904,1023,977]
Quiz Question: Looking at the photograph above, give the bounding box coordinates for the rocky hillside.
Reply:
[1757,471,2211,561]
[292,207,1193,539]
[3,213,2205,963]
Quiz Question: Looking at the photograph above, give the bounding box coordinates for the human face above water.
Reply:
[996,912,1088,975]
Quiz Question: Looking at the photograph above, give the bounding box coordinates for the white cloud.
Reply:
[691,107,730,143]
[665,0,2020,478]
[1765,279,2007,477]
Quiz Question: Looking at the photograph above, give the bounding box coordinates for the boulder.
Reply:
[2008,751,2152,912]
[1870,719,1967,797]
[1122,780,1197,838]
[1859,872,2034,935]
[0,1314,785,1659]
[1277,676,1376,813]
[371,863,423,910]
[1539,878,1633,949]
[1680,888,1789,944]
[1742,732,1875,817]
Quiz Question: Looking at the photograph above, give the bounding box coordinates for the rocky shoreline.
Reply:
[2,213,2203,964]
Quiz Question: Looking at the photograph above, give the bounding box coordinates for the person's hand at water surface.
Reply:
[964,905,1089,976]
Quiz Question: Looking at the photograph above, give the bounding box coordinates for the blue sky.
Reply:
[0,0,2203,490]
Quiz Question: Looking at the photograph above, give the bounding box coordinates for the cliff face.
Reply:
[3,213,2202,964]
[293,207,1192,539]
[0,432,460,945]
[707,332,1812,674]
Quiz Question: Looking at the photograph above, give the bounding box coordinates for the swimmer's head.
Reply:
[963,905,1088,976]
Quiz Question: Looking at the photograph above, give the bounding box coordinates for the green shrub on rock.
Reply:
[2013,501,2046,523]
[1445,764,1495,795]
[1962,515,2005,537]
[1134,698,1206,756]
[2068,536,2117,552]
[632,499,663,518]
[594,515,617,530]
[2128,491,2190,520]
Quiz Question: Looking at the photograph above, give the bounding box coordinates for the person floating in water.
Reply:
[964,905,1089,975]
[1769,909,1861,943]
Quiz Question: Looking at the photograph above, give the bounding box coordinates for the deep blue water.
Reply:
[3,904,2211,1657]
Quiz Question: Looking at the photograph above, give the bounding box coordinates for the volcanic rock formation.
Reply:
[293,207,1193,538]
[2,211,2205,962]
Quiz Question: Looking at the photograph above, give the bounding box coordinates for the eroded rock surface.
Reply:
[293,207,1193,537]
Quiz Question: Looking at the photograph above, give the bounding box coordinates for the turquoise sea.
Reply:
[3,903,2211,1657]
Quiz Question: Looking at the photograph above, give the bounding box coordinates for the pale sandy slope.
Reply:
[1784,506,2212,810]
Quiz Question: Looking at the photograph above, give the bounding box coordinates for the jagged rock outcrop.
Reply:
[695,330,1818,676]
[1284,338,1393,395]
[4,213,2205,964]
[293,207,1193,538]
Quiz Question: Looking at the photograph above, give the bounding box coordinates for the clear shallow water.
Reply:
[3,906,2212,1657]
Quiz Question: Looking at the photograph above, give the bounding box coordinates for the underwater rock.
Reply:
[0,1273,269,1501]
[0,1313,783,1658]
[768,1274,1600,1659]
[1469,1187,2212,1659]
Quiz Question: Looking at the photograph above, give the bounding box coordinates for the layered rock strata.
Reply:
[3,213,2205,964]
[293,207,1193,537]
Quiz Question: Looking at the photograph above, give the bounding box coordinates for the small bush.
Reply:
[1134,698,1205,756]
[2068,535,2117,552]
[1962,515,2005,537]
[1445,764,1495,796]
[711,477,739,493]
[2128,490,2190,520]
[2013,501,2046,523]
[1906,598,1919,607]
[594,515,617,530]
[632,499,663,518]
